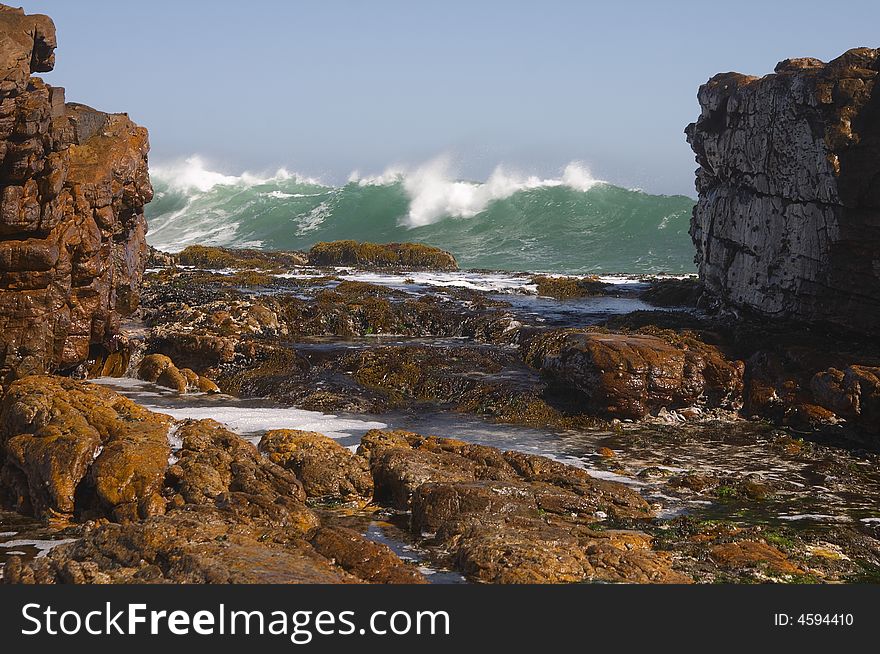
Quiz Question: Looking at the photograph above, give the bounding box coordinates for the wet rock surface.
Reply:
[357,429,685,583]
[0,6,151,384]
[1,378,428,584]
[68,249,878,583]
[0,375,170,523]
[523,327,744,419]
[259,429,373,502]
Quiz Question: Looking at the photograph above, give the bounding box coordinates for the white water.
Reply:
[89,378,387,446]
[350,155,603,226]
[152,154,605,229]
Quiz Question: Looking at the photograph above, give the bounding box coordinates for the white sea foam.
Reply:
[89,378,387,445]
[351,155,604,227]
[152,155,324,193]
[141,404,387,444]
[0,538,79,558]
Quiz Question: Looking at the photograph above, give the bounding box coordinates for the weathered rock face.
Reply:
[0,375,171,522]
[523,328,744,419]
[687,48,880,334]
[259,429,373,502]
[0,6,151,384]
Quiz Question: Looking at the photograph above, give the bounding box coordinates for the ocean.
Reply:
[145,156,696,275]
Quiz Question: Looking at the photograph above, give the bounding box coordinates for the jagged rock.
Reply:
[357,429,688,584]
[0,376,437,585]
[0,375,170,522]
[164,419,318,532]
[523,328,744,419]
[0,6,151,383]
[687,48,880,335]
[259,429,373,502]
[811,365,880,434]
[2,509,360,584]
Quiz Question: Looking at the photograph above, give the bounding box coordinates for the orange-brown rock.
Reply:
[137,353,219,394]
[357,429,688,584]
[0,6,150,384]
[523,328,744,419]
[310,525,427,584]
[0,375,170,522]
[259,429,373,502]
[709,541,800,575]
[164,419,316,530]
[3,509,360,584]
[811,365,880,434]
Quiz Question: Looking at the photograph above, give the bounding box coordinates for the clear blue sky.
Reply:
[22,0,880,195]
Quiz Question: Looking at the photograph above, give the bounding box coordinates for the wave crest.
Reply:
[146,155,695,274]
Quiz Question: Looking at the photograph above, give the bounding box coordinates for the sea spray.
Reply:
[146,156,696,274]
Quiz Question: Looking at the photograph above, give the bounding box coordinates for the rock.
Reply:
[0,375,170,522]
[531,275,609,299]
[811,365,880,434]
[0,377,432,585]
[3,510,360,584]
[308,240,458,270]
[137,353,219,394]
[310,525,427,584]
[175,245,307,270]
[640,278,703,307]
[523,328,744,419]
[687,48,880,335]
[0,7,151,384]
[709,541,800,575]
[259,429,373,501]
[355,429,688,583]
[165,419,317,532]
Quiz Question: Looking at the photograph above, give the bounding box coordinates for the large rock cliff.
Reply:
[686,48,880,334]
[0,5,150,385]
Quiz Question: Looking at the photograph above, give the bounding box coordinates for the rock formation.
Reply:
[687,48,880,334]
[0,5,151,385]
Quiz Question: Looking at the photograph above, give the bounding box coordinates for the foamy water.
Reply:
[146,155,696,274]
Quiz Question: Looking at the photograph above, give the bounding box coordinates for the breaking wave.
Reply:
[146,156,696,274]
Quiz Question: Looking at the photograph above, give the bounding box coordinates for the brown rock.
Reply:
[0,375,170,521]
[259,429,373,501]
[523,328,744,419]
[3,510,359,584]
[0,7,151,384]
[165,419,317,533]
[709,541,800,575]
[310,525,427,584]
[811,365,880,434]
[308,240,458,271]
[356,429,684,584]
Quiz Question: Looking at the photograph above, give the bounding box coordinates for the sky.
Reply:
[21,0,880,196]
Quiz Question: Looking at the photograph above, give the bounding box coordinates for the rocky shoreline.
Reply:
[3,245,879,584]
[1,6,879,584]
